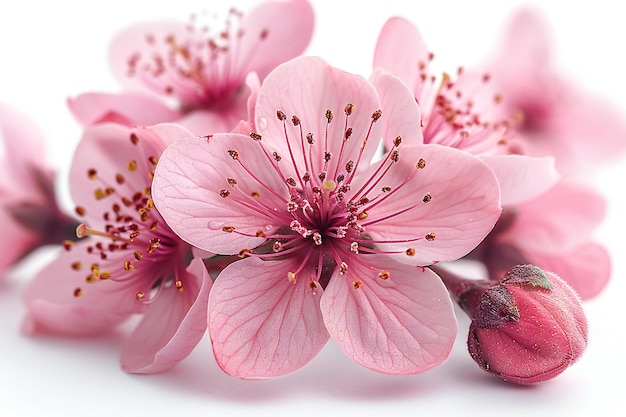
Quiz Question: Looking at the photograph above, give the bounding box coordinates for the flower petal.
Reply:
[500,180,606,252]
[529,242,610,300]
[480,154,559,206]
[0,102,51,192]
[357,143,501,265]
[120,258,211,373]
[70,123,192,225]
[209,257,328,378]
[237,0,314,80]
[152,134,289,254]
[373,17,431,99]
[21,242,140,336]
[254,56,383,178]
[321,258,457,374]
[68,92,180,127]
[369,68,423,148]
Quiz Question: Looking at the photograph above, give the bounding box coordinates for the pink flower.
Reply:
[373,16,560,206]
[0,103,78,278]
[467,180,610,300]
[69,0,314,135]
[483,8,626,175]
[22,123,212,374]
[444,265,588,385]
[152,56,502,378]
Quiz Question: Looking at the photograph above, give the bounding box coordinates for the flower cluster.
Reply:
[1,0,623,386]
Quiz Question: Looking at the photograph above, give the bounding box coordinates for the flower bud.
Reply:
[465,265,588,384]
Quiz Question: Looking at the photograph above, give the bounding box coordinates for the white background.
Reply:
[1,1,625,416]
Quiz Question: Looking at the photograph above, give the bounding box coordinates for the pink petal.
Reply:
[321,257,457,374]
[152,134,288,254]
[21,242,141,336]
[373,17,431,98]
[254,56,383,177]
[68,92,180,127]
[480,155,559,206]
[70,123,192,223]
[175,108,245,137]
[356,143,501,265]
[208,257,328,378]
[237,0,314,80]
[540,92,626,175]
[0,211,37,276]
[0,102,51,191]
[500,180,606,252]
[369,68,424,148]
[529,242,611,300]
[120,258,211,373]
[489,8,553,79]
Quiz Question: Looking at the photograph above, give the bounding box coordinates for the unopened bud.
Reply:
[465,265,588,385]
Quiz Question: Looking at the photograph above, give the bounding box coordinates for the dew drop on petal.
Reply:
[208,221,224,230]
[258,117,268,130]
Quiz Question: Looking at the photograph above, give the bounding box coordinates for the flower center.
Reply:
[216,103,434,289]
[125,8,270,108]
[67,133,188,303]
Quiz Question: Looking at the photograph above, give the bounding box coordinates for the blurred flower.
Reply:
[22,123,212,374]
[466,179,610,300]
[483,8,626,176]
[440,264,588,385]
[152,56,502,378]
[68,0,315,135]
[0,103,78,278]
[373,16,560,206]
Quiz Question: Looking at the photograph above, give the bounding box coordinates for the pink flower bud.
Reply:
[466,265,588,384]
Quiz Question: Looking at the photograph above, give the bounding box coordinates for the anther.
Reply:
[127,160,138,172]
[371,110,382,122]
[339,262,348,274]
[344,103,354,116]
[352,281,362,289]
[73,288,83,298]
[276,110,287,121]
[350,242,359,254]
[406,248,416,256]
[87,168,98,179]
[220,189,230,198]
[250,132,262,141]
[423,193,432,203]
[130,133,140,145]
[222,226,235,233]
[416,158,426,169]
[292,115,301,126]
[325,109,334,123]
[75,206,86,216]
[287,271,297,284]
[228,149,239,160]
[378,270,390,280]
[425,232,436,241]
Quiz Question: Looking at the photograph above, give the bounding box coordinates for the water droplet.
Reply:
[258,117,268,130]
[208,221,224,230]
[265,224,273,230]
